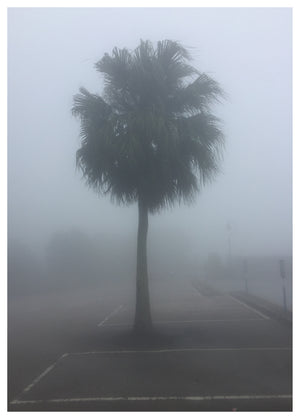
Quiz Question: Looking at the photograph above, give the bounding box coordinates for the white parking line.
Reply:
[69,346,291,356]
[101,318,268,328]
[97,305,124,327]
[10,346,291,406]
[23,352,69,393]
[11,394,292,405]
[10,353,70,405]
[191,283,270,321]
[229,296,270,320]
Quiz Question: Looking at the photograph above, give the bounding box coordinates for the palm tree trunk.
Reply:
[134,198,152,333]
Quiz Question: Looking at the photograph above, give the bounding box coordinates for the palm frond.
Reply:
[72,39,225,213]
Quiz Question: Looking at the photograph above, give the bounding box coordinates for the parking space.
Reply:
[102,285,269,328]
[11,347,291,406]
[9,280,292,411]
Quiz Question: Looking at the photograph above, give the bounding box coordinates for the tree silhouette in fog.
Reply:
[72,40,224,333]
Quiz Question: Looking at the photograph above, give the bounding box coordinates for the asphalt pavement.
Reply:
[8,279,292,411]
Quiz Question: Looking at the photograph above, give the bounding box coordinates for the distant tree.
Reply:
[72,40,224,333]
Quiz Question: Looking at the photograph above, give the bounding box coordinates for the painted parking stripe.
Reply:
[97,305,124,327]
[23,353,69,393]
[191,283,270,320]
[11,394,292,405]
[101,318,268,328]
[10,353,70,405]
[10,346,291,405]
[229,295,270,320]
[69,346,291,356]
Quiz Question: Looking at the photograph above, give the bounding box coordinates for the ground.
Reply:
[8,278,292,411]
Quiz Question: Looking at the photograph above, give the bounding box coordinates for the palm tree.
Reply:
[72,40,224,334]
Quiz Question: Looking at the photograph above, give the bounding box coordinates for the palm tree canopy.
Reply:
[72,40,224,213]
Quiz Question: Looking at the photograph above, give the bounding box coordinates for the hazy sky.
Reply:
[8,7,292,259]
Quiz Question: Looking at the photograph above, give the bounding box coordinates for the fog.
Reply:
[7,8,294,411]
[8,8,292,301]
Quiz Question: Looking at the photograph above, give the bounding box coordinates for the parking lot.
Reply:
[8,279,292,411]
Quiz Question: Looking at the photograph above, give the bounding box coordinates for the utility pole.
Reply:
[279,259,287,312]
[243,258,248,293]
[227,222,232,268]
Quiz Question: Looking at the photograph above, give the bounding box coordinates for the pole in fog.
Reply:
[279,259,287,312]
[227,222,232,267]
[243,258,248,293]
